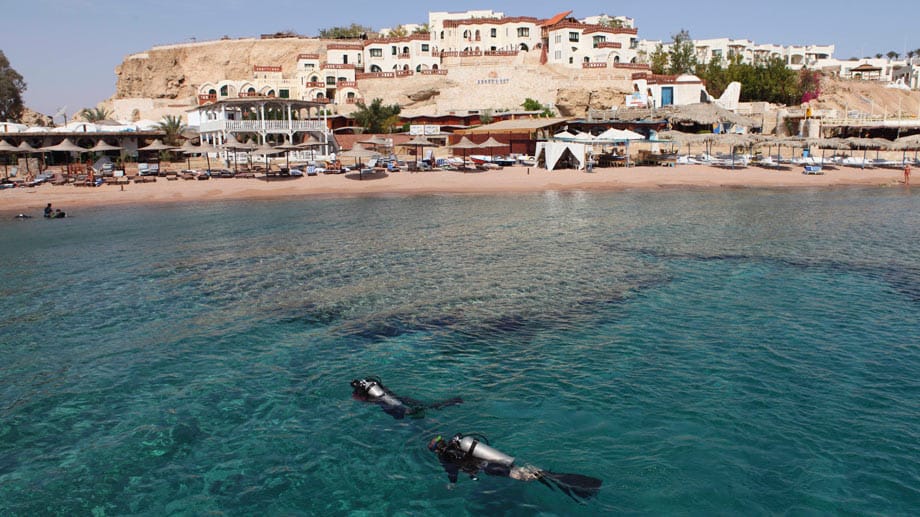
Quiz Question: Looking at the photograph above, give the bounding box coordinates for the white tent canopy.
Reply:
[597,128,644,141]
[535,141,588,170]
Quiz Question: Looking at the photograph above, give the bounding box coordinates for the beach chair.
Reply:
[803,165,824,175]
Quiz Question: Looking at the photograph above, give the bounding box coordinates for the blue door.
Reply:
[661,87,674,106]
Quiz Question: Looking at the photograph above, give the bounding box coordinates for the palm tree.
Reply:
[412,24,430,35]
[157,115,186,146]
[352,98,400,134]
[886,51,899,60]
[80,106,112,122]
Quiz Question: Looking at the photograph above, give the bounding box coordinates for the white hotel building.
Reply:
[196,9,887,110]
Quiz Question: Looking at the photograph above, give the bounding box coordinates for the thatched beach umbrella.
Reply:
[402,136,437,167]
[252,142,284,172]
[896,134,920,162]
[717,133,754,169]
[449,136,481,169]
[40,138,88,172]
[661,103,756,128]
[339,144,381,179]
[478,136,505,160]
[0,139,18,178]
[17,141,39,175]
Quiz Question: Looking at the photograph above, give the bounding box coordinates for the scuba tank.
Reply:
[452,434,515,466]
[352,378,387,398]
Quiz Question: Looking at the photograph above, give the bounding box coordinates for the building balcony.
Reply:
[337,81,357,88]
[322,63,356,70]
[199,119,327,133]
[305,81,325,88]
[198,94,217,105]
[397,53,412,59]
[346,97,363,104]
[297,53,320,61]
[419,69,448,75]
[582,62,608,69]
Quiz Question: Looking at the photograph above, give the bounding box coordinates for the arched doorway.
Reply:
[520,43,529,52]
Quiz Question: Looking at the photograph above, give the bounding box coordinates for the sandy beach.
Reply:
[1,164,909,216]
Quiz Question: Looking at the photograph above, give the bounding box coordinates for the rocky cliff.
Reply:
[107,37,636,121]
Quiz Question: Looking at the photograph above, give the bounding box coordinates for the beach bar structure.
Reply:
[190,98,334,155]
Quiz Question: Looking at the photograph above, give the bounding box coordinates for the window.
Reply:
[310,75,318,82]
[490,28,497,38]
[370,65,382,72]
[421,44,429,52]
[555,34,562,44]
[554,50,562,60]
[463,30,470,39]
[391,46,397,55]
[370,48,382,58]
[279,89,289,99]
[440,31,444,40]
[402,47,409,55]
[474,30,480,41]
[569,32,579,42]
[569,56,574,64]
[517,27,529,38]
[630,38,638,49]
[326,76,335,85]
[343,55,348,64]
[220,85,228,96]
[303,63,314,69]
[593,35,605,48]
[584,57,590,63]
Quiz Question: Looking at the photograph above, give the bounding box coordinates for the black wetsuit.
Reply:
[434,440,512,483]
[351,378,462,420]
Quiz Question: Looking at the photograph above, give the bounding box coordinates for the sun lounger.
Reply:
[803,165,824,175]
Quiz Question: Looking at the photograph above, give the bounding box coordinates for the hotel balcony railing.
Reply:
[305,81,326,88]
[582,62,608,69]
[297,53,320,60]
[322,63,355,70]
[484,50,519,57]
[337,81,357,88]
[613,62,651,70]
[395,70,414,77]
[198,94,217,105]
[345,97,363,104]
[397,53,412,59]
[356,72,396,79]
[199,119,327,133]
[419,69,448,75]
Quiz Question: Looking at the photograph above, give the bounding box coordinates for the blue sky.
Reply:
[1,0,916,117]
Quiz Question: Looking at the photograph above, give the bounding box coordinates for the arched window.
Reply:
[463,30,470,39]
[403,64,409,71]
[402,46,409,55]
[316,92,325,99]
[247,87,256,94]
[584,56,590,63]
[220,85,229,96]
[266,90,275,97]
[311,76,318,83]
[370,65,382,73]
[416,64,422,72]
[440,31,444,40]
[432,64,439,70]
[208,89,216,96]
[519,43,529,52]
[474,30,480,41]
[347,91,356,100]
[615,56,621,63]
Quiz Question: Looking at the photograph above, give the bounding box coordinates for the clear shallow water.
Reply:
[1,189,918,515]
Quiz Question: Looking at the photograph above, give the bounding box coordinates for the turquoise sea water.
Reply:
[1,189,918,516]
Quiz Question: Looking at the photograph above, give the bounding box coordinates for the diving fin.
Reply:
[538,471,602,501]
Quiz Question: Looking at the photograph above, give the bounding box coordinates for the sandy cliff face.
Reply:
[109,38,637,121]
[108,38,920,124]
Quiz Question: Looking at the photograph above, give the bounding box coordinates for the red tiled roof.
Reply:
[541,10,573,27]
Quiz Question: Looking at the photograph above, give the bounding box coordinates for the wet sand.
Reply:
[1,164,908,216]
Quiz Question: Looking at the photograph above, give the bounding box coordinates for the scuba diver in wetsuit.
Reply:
[350,377,463,419]
[428,433,602,502]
